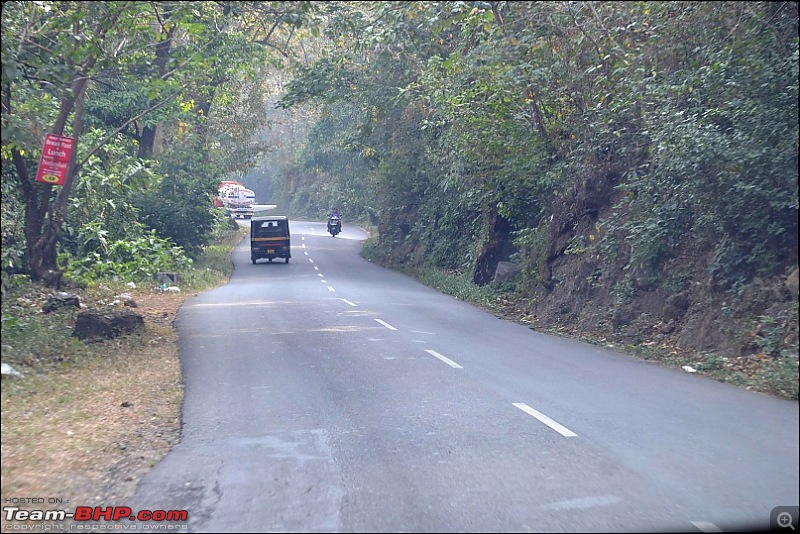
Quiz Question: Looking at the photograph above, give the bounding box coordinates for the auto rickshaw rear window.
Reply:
[256,221,286,237]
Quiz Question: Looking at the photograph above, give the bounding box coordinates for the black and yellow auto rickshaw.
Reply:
[250,216,291,264]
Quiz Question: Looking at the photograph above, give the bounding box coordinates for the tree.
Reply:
[2,1,321,286]
[2,2,140,286]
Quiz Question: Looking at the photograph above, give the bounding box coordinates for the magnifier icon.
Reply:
[778,512,796,530]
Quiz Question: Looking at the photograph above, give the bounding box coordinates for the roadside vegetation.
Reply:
[1,214,243,376]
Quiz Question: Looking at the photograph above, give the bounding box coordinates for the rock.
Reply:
[664,292,690,320]
[42,292,81,313]
[611,305,637,327]
[115,293,138,308]
[2,362,24,377]
[72,310,145,342]
[658,321,676,334]
[492,261,522,287]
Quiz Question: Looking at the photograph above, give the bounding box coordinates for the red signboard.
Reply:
[35,133,74,186]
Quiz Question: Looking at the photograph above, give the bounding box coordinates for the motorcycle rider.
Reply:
[327,208,342,234]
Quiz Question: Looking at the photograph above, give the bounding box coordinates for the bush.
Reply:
[61,231,192,285]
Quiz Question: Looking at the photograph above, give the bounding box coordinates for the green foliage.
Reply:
[756,314,791,358]
[133,183,216,260]
[662,265,693,293]
[180,211,246,289]
[600,2,799,289]
[759,353,799,401]
[132,133,221,258]
[61,231,192,285]
[1,162,26,281]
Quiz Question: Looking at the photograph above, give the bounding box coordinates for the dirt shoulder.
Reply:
[1,290,186,530]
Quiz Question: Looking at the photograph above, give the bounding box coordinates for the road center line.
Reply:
[512,403,577,437]
[374,319,397,331]
[318,273,324,277]
[327,286,335,292]
[341,299,357,307]
[424,349,463,369]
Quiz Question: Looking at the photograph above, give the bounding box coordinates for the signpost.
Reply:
[35,133,74,186]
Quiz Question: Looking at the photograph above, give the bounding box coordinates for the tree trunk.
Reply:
[137,15,174,159]
[138,125,159,158]
[21,76,90,287]
[473,212,514,286]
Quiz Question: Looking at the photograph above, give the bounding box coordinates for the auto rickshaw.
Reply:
[250,216,291,264]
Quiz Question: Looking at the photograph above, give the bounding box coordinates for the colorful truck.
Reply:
[216,181,256,219]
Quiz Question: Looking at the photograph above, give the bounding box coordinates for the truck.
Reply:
[216,181,256,219]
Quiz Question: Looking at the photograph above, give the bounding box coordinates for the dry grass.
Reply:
[1,290,187,531]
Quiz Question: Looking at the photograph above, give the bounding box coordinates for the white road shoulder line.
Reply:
[512,403,577,437]
[374,319,397,331]
[341,299,357,307]
[424,349,463,369]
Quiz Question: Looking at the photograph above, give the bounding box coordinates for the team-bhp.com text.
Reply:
[4,506,188,522]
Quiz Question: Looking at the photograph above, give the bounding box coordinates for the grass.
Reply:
[403,266,503,310]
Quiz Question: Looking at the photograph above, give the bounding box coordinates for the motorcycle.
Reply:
[327,216,342,237]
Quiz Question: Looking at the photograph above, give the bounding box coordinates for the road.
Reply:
[128,220,799,532]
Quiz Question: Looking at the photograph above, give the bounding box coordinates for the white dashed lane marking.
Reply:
[513,403,577,437]
[691,521,722,533]
[374,319,397,331]
[424,349,462,369]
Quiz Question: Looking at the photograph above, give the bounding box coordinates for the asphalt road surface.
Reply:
[128,220,799,533]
